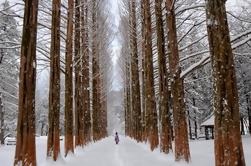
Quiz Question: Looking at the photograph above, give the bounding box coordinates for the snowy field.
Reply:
[0,136,250,166]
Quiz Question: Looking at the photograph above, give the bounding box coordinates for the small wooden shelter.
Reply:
[201,115,214,140]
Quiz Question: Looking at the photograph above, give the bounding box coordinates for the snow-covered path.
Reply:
[52,137,180,166]
[1,136,251,166]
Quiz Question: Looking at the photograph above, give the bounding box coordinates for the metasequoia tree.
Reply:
[91,0,110,140]
[81,0,92,145]
[166,0,190,162]
[64,0,74,156]
[47,0,61,161]
[96,3,110,139]
[129,0,142,142]
[120,12,132,137]
[92,0,101,141]
[124,0,132,138]
[124,55,131,137]
[140,0,147,142]
[142,0,159,151]
[14,0,39,165]
[205,0,246,165]
[74,0,85,147]
[155,0,172,153]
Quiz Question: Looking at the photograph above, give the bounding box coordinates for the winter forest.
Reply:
[0,0,251,165]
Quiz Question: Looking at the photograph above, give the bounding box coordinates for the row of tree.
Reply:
[120,0,250,165]
[9,0,112,165]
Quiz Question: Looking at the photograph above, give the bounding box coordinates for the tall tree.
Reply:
[166,0,190,161]
[14,0,39,165]
[64,0,74,156]
[143,0,159,151]
[74,0,84,147]
[205,0,246,165]
[140,0,147,142]
[47,0,61,161]
[81,0,92,145]
[92,0,100,141]
[154,0,172,153]
[129,0,142,141]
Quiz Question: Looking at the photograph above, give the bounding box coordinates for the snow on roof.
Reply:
[201,115,214,126]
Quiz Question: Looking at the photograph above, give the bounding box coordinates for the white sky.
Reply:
[109,0,123,91]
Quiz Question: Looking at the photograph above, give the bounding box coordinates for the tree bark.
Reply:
[188,110,193,140]
[64,0,74,157]
[248,95,251,134]
[14,0,39,165]
[205,0,246,165]
[240,117,245,135]
[166,0,190,162]
[74,0,84,147]
[47,0,61,161]
[126,57,132,137]
[81,0,91,145]
[155,0,172,153]
[140,1,147,142]
[193,98,198,139]
[92,0,101,141]
[143,0,159,151]
[129,0,142,142]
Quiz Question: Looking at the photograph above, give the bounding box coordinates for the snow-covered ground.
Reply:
[0,136,250,166]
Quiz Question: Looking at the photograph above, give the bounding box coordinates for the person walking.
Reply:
[115,132,119,144]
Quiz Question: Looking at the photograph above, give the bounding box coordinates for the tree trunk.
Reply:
[47,0,61,161]
[193,98,198,139]
[140,1,147,142]
[81,0,91,145]
[188,110,193,140]
[14,0,39,165]
[92,0,100,141]
[126,58,132,137]
[249,110,251,135]
[124,86,128,136]
[124,58,131,136]
[155,0,172,153]
[240,117,245,135]
[143,0,159,151]
[205,0,246,165]
[248,96,251,134]
[0,93,4,145]
[64,0,74,157]
[74,0,84,147]
[166,0,190,162]
[100,79,108,138]
[129,0,142,142]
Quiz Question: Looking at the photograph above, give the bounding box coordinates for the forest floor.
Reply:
[0,135,250,166]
